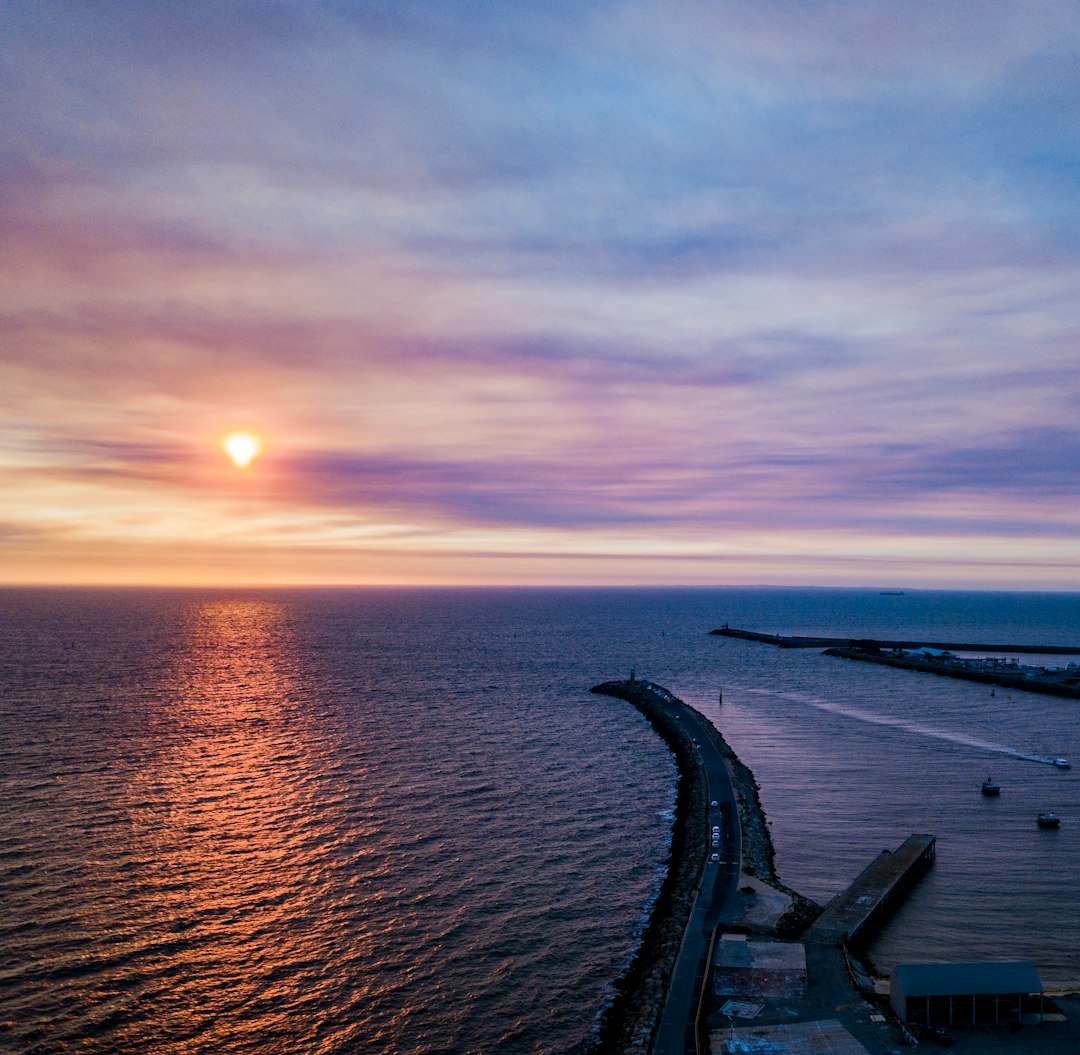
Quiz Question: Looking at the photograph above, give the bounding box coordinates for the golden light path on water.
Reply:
[28,593,665,1054]
[111,599,371,1052]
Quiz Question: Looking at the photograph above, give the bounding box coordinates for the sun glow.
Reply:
[222,431,263,469]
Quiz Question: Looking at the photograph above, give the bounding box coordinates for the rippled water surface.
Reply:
[4,586,1080,1053]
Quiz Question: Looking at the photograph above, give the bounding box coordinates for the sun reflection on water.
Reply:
[112,598,362,1052]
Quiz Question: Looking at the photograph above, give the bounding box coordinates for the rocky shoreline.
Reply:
[587,680,820,1054]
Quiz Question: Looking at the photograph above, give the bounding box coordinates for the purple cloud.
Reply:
[4,1,1080,584]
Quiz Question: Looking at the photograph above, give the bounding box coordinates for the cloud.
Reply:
[853,427,1080,499]
[3,1,1080,584]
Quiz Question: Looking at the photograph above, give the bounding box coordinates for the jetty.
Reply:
[589,678,742,1054]
[825,647,1080,700]
[711,627,1080,654]
[714,627,1080,698]
[808,835,936,949]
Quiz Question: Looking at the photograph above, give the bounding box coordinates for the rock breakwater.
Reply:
[587,680,708,1054]
[587,679,820,1053]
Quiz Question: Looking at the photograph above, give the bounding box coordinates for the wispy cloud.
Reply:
[3,0,1080,585]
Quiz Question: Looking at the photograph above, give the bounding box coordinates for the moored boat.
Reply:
[981,777,1000,796]
[1038,811,1061,829]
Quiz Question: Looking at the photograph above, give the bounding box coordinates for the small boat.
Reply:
[1054,758,1071,769]
[1038,811,1061,829]
[981,777,1001,796]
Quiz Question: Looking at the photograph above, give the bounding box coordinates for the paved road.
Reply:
[647,687,742,1055]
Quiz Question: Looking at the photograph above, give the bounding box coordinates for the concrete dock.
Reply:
[808,835,936,949]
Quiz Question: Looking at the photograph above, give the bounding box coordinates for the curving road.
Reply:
[644,686,742,1055]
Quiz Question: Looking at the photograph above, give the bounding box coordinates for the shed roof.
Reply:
[893,962,1043,997]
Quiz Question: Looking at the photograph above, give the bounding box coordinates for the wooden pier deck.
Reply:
[807,835,936,949]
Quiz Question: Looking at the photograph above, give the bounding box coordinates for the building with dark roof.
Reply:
[891,961,1044,1027]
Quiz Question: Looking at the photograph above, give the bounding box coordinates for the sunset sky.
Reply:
[4,2,1080,588]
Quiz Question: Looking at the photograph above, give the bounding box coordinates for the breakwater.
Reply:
[587,679,819,1053]
[711,626,1080,654]
[825,647,1080,700]
[587,680,709,1054]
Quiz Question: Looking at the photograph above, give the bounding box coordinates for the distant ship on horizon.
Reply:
[879,589,906,595]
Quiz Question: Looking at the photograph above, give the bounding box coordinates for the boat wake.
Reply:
[744,688,1066,765]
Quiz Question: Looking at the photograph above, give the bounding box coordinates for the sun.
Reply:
[222,431,263,469]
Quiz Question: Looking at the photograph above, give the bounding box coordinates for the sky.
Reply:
[3,1,1080,589]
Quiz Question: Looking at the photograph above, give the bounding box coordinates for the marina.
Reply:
[602,674,1080,1052]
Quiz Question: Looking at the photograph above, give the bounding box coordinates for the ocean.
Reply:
[3,586,1080,1053]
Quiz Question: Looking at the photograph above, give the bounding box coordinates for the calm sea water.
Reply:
[3,586,1080,1053]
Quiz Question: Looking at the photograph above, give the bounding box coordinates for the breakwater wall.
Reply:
[711,627,1080,654]
[587,681,708,1054]
[586,680,820,1053]
[825,648,1080,700]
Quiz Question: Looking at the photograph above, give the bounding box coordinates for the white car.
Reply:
[711,853,720,862]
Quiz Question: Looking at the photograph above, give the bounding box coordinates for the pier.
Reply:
[807,834,936,950]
